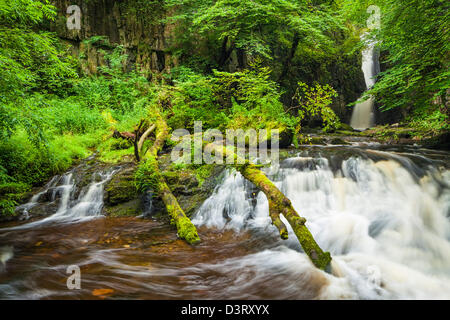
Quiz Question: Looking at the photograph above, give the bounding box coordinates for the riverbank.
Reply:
[302,123,449,150]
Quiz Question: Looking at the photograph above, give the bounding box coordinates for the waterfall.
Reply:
[7,168,119,229]
[350,38,380,130]
[193,152,450,299]
[15,175,61,220]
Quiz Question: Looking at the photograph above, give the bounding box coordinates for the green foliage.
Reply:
[0,0,78,144]
[74,45,155,114]
[41,98,107,135]
[0,181,30,216]
[166,0,343,62]
[212,60,297,130]
[167,66,227,130]
[134,157,160,192]
[292,82,339,132]
[408,106,449,136]
[341,0,449,115]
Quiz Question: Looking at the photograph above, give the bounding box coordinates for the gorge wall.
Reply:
[50,0,366,123]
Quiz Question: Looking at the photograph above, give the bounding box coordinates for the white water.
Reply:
[15,175,61,220]
[350,38,378,130]
[193,154,450,299]
[7,169,118,229]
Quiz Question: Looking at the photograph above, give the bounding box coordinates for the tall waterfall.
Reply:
[350,38,380,130]
[193,151,450,299]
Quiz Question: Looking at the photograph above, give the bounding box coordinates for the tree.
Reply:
[0,0,77,144]
[340,0,449,116]
[165,0,344,72]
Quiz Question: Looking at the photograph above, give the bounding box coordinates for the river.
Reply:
[1,144,449,299]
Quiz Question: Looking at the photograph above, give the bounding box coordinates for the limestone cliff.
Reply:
[51,0,174,74]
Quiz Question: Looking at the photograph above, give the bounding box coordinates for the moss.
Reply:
[307,136,326,145]
[330,138,350,145]
[336,122,355,131]
[162,171,180,185]
[335,130,361,136]
[176,216,201,245]
[105,167,138,206]
[99,146,134,163]
[106,199,141,217]
[193,164,215,187]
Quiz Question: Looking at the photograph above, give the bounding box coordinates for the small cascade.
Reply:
[350,37,380,130]
[142,189,154,218]
[192,172,254,231]
[15,175,61,220]
[193,151,450,299]
[52,173,74,215]
[8,168,119,229]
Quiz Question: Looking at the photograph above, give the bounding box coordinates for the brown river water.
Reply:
[1,145,450,299]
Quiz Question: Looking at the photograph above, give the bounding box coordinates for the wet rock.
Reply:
[28,201,60,218]
[104,199,141,217]
[337,123,355,131]
[104,166,137,206]
[308,137,327,145]
[330,138,351,145]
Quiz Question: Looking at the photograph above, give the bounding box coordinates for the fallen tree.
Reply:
[135,107,201,245]
[203,143,331,270]
[132,103,331,269]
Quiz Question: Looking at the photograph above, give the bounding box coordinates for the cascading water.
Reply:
[193,149,450,299]
[350,37,380,130]
[1,147,449,299]
[9,168,119,229]
[15,175,61,220]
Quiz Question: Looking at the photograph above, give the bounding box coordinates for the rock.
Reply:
[308,136,326,145]
[422,131,450,150]
[337,123,355,131]
[329,138,351,145]
[104,166,138,206]
[104,199,141,217]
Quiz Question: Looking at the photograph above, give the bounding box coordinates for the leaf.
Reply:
[92,288,114,297]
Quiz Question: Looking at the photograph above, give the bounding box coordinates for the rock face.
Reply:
[103,164,141,217]
[105,165,138,206]
[50,0,365,125]
[51,0,175,74]
[102,156,224,219]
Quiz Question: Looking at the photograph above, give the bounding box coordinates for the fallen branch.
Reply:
[141,107,200,245]
[113,120,156,162]
[204,143,331,270]
[138,124,156,156]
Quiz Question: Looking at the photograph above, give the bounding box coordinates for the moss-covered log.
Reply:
[204,143,331,270]
[141,107,200,245]
[241,164,331,269]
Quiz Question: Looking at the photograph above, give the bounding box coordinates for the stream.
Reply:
[0,144,449,299]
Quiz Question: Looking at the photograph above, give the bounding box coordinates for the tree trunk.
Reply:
[218,36,235,69]
[278,32,300,82]
[143,108,201,245]
[204,143,331,270]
